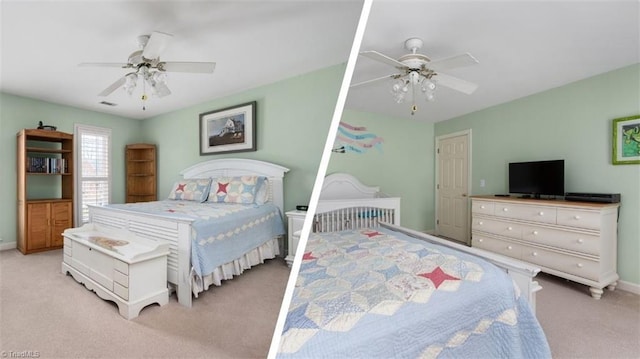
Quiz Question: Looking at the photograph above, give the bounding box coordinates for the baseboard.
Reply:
[0,241,17,251]
[617,280,640,295]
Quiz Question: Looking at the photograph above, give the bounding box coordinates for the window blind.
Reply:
[75,125,111,224]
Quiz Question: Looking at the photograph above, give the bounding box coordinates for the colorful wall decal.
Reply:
[332,122,384,154]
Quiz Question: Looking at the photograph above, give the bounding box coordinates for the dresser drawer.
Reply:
[472,201,494,215]
[522,226,600,256]
[521,246,599,281]
[113,282,129,300]
[493,203,557,224]
[557,208,601,230]
[114,259,129,275]
[113,270,129,288]
[472,235,523,259]
[472,218,523,239]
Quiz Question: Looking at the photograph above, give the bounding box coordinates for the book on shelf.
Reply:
[27,156,66,174]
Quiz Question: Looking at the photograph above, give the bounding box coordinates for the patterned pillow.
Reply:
[254,178,270,205]
[209,176,265,204]
[167,178,212,202]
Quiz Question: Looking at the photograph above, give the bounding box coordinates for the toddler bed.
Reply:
[89,158,289,307]
[277,173,549,358]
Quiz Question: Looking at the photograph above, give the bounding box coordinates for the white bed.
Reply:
[89,158,289,307]
[277,173,550,357]
[313,172,541,311]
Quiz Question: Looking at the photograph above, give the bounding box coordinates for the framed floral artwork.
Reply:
[612,114,640,165]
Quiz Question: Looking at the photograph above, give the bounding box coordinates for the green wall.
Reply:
[327,109,436,231]
[140,64,345,213]
[0,64,345,247]
[434,64,640,285]
[0,93,142,245]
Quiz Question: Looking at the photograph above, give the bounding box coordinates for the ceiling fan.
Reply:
[352,37,479,115]
[79,31,216,109]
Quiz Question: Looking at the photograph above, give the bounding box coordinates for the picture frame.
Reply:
[612,114,640,165]
[199,101,256,155]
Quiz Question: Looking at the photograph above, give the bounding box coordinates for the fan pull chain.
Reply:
[141,79,148,111]
[411,79,417,115]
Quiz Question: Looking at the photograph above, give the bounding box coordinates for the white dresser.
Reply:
[471,196,620,299]
[62,223,170,319]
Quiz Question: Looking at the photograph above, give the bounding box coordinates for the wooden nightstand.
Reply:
[285,210,307,267]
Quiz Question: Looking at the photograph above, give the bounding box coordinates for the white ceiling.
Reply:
[347,1,640,123]
[0,1,363,120]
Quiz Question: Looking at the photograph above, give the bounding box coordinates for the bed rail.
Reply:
[313,197,401,232]
[313,206,396,232]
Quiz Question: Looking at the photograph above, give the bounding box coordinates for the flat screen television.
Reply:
[508,160,564,198]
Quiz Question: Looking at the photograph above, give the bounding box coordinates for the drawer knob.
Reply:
[507,226,513,231]
[574,215,581,220]
[577,239,584,244]
[502,208,509,212]
[538,211,544,216]
[480,205,485,209]
[533,230,539,235]
[478,221,484,225]
[532,252,538,257]
[507,245,513,250]
[577,263,584,268]
[478,239,484,243]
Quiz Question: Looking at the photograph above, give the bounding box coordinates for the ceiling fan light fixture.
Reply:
[123,73,138,95]
[356,37,479,115]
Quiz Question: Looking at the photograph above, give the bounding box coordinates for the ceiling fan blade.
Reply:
[98,76,127,96]
[351,74,400,88]
[143,31,173,60]
[79,62,130,68]
[159,62,216,73]
[428,53,479,72]
[361,51,407,70]
[434,72,478,94]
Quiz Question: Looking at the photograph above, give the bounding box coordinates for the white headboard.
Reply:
[320,173,380,200]
[315,173,401,227]
[180,158,290,214]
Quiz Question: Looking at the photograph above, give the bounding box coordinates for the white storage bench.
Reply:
[61,223,170,319]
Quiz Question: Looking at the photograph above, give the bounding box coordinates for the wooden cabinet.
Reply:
[471,196,619,299]
[17,129,74,254]
[126,144,156,203]
[26,200,72,250]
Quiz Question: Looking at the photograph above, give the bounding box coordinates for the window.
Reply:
[74,124,111,224]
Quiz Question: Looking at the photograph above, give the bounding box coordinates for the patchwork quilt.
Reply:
[105,200,285,278]
[278,227,551,358]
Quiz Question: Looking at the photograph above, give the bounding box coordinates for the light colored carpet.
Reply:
[0,249,290,359]
[2,248,639,358]
[535,273,640,358]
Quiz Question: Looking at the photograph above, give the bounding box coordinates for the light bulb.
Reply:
[424,80,436,91]
[124,73,138,96]
[426,92,435,102]
[152,71,167,84]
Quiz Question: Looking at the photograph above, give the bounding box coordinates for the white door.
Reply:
[436,131,470,244]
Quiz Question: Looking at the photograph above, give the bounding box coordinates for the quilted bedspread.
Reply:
[105,200,285,278]
[278,227,551,358]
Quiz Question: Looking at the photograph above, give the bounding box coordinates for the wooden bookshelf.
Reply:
[17,129,74,254]
[126,144,157,203]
